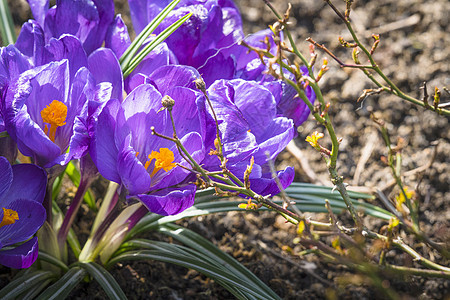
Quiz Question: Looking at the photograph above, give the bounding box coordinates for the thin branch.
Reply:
[306,37,374,69]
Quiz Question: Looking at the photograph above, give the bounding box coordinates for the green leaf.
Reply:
[52,166,67,201]
[50,200,82,259]
[67,227,82,258]
[65,161,97,210]
[120,0,180,69]
[122,12,192,77]
[18,279,53,300]
[0,130,9,138]
[0,0,16,46]
[75,262,127,300]
[0,271,55,299]
[157,224,280,299]
[38,251,69,272]
[108,243,280,300]
[35,267,86,300]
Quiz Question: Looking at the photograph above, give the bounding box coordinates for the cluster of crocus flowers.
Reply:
[0,0,317,271]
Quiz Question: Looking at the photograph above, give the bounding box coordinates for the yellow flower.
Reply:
[305,131,324,149]
[395,187,415,211]
[238,199,259,210]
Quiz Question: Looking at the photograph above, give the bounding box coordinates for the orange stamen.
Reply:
[0,208,19,229]
[40,100,67,142]
[143,148,177,177]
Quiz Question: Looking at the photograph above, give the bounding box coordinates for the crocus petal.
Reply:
[44,1,98,48]
[125,73,149,93]
[13,108,62,167]
[0,45,32,81]
[91,99,121,183]
[128,0,149,34]
[149,65,200,95]
[124,43,173,93]
[231,80,277,137]
[236,29,276,67]
[121,84,162,117]
[105,15,131,58]
[206,80,258,162]
[83,0,115,55]
[0,156,13,200]
[249,167,295,197]
[14,20,45,66]
[135,184,196,216]
[44,0,114,55]
[117,134,151,195]
[255,117,294,163]
[4,61,69,167]
[1,163,47,206]
[0,236,39,269]
[167,86,206,139]
[27,0,49,27]
[65,81,112,163]
[217,3,244,48]
[88,48,123,101]
[43,34,88,82]
[198,50,235,87]
[0,199,46,247]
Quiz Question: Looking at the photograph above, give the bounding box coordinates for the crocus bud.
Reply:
[161,95,175,109]
[194,78,206,92]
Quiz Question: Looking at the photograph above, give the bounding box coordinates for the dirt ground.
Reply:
[2,0,449,299]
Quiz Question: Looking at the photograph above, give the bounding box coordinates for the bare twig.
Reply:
[306,37,373,69]
[353,130,378,185]
[286,140,326,185]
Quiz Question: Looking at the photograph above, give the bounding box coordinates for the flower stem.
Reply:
[57,172,95,251]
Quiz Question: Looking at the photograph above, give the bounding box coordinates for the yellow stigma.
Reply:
[144,148,177,177]
[0,208,19,229]
[40,100,67,142]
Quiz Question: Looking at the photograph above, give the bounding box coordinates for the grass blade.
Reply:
[35,267,86,300]
[0,271,55,299]
[157,224,280,299]
[75,262,127,300]
[122,12,192,77]
[18,279,53,300]
[108,245,281,300]
[0,0,16,45]
[38,251,69,272]
[120,0,180,68]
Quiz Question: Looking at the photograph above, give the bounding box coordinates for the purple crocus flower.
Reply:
[2,57,112,168]
[27,0,115,55]
[3,60,85,167]
[0,156,47,269]
[129,0,243,68]
[1,24,122,168]
[203,79,295,196]
[91,65,209,215]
